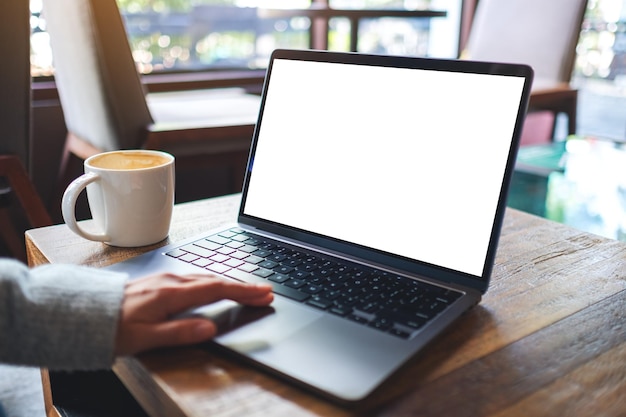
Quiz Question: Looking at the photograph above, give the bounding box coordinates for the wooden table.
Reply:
[26,194,626,417]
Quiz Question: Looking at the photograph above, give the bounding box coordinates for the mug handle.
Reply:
[61,172,110,242]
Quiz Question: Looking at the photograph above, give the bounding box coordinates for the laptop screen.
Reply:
[242,52,528,279]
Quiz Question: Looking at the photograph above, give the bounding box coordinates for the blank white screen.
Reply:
[243,59,525,277]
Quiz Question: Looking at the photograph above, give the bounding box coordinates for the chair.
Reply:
[0,155,53,262]
[41,0,262,204]
[462,0,588,144]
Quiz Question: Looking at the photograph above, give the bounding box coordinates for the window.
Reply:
[326,0,460,58]
[576,0,626,80]
[29,0,460,78]
[30,0,51,77]
[31,0,626,84]
[30,0,312,76]
[122,0,314,74]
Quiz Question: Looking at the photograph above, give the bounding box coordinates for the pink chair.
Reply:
[519,111,557,147]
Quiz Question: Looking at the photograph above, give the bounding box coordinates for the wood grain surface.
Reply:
[26,194,626,417]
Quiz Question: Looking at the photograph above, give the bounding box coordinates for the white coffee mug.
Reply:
[62,150,175,247]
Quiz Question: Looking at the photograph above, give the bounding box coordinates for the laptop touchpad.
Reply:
[204,299,321,353]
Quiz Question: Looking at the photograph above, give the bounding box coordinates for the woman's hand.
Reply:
[115,273,273,356]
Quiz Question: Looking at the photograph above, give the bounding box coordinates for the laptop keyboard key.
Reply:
[258,260,279,269]
[206,263,231,274]
[207,235,230,245]
[267,254,287,262]
[244,255,264,264]
[166,248,186,258]
[307,296,333,310]
[269,274,290,283]
[230,234,250,242]
[291,270,311,280]
[192,258,213,268]
[218,230,237,239]
[230,251,251,260]
[216,246,236,255]
[239,245,259,253]
[194,240,222,251]
[252,268,274,278]
[238,262,259,273]
[284,278,306,289]
[301,284,323,294]
[369,317,393,331]
[179,253,199,263]
[348,314,369,324]
[224,258,244,268]
[329,306,353,316]
[209,254,230,263]
[253,249,272,258]
[284,259,302,268]
[181,244,215,258]
[274,265,294,275]
[226,241,245,249]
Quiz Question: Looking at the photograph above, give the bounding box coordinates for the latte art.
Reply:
[89,151,170,170]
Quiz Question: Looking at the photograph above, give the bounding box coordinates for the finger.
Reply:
[125,272,220,293]
[162,279,274,314]
[233,291,275,306]
[121,319,217,355]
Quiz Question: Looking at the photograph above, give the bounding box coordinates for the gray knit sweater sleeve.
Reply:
[0,258,127,370]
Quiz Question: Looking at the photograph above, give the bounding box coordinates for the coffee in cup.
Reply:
[62,150,175,247]
[89,151,171,170]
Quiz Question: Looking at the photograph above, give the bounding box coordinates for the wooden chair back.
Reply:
[42,0,262,206]
[0,155,52,261]
[42,0,153,152]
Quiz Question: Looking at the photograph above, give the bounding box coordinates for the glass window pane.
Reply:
[30,0,52,77]
[326,16,433,55]
[121,0,312,73]
[29,0,312,76]
[326,0,454,57]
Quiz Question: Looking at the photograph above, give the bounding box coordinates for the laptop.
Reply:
[107,49,533,403]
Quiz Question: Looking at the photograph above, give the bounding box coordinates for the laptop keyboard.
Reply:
[165,228,462,339]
